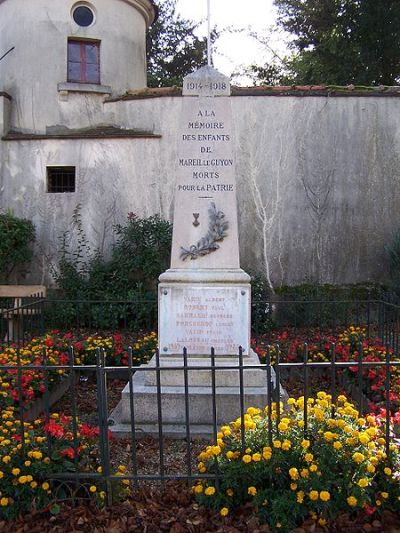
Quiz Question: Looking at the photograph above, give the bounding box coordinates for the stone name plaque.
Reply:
[159,285,250,356]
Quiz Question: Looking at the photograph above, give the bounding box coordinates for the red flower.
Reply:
[60,447,77,459]
[44,419,65,438]
[79,423,99,438]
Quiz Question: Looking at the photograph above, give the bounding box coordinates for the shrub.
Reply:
[52,209,172,329]
[0,211,35,282]
[194,393,400,531]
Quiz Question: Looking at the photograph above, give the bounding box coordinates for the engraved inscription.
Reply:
[160,287,249,355]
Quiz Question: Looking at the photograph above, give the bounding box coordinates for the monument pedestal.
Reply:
[109,349,277,438]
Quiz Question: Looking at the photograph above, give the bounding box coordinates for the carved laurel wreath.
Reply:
[180,202,229,261]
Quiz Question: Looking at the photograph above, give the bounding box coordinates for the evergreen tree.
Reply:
[272,0,400,85]
[146,0,209,87]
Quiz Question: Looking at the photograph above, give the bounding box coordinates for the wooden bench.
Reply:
[0,285,47,341]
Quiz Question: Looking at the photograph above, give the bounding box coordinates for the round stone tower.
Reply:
[0,0,156,132]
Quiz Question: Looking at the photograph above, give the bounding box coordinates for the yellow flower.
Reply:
[42,482,50,491]
[248,486,257,496]
[300,468,309,478]
[320,491,330,502]
[252,452,261,462]
[301,439,310,449]
[290,483,297,491]
[319,518,327,526]
[304,453,313,462]
[367,463,376,473]
[296,491,305,503]
[204,486,216,496]
[0,497,8,506]
[347,496,357,507]
[309,464,318,472]
[333,441,342,450]
[384,467,392,476]
[18,475,27,484]
[11,468,20,476]
[289,467,299,480]
[352,452,365,464]
[220,507,229,517]
[381,492,389,499]
[273,440,282,449]
[262,447,272,460]
[282,440,291,451]
[309,490,319,501]
[193,484,203,494]
[242,454,252,463]
[30,481,38,489]
[226,488,234,497]
[359,432,370,445]
[358,478,369,488]
[89,485,97,493]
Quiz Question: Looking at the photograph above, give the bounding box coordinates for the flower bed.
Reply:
[0,331,157,413]
[194,392,400,531]
[0,407,129,519]
[253,326,400,414]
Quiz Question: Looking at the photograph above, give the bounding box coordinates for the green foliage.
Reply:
[386,231,400,296]
[274,283,381,329]
[0,211,35,282]
[250,273,275,334]
[270,0,400,85]
[146,0,210,87]
[51,208,172,329]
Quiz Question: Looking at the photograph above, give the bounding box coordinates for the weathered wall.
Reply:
[1,93,399,287]
[0,0,154,132]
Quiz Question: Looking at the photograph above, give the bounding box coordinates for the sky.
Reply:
[175,0,287,81]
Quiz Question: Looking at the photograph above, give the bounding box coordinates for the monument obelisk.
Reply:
[110,7,273,436]
[158,67,251,356]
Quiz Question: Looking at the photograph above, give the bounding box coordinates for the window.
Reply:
[47,167,76,193]
[68,39,100,84]
[72,5,95,27]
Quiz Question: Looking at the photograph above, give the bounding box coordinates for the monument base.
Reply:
[109,350,286,438]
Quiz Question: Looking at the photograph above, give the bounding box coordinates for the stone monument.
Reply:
[110,66,274,437]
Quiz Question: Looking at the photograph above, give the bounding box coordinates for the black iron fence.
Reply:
[1,292,400,345]
[0,343,399,505]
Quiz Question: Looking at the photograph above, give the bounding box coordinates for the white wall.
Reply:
[1,93,400,287]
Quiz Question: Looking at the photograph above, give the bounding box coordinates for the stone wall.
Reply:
[1,93,399,288]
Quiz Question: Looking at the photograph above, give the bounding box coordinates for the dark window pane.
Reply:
[68,41,81,62]
[73,6,94,27]
[68,62,81,82]
[86,44,99,64]
[86,62,100,83]
[47,167,76,193]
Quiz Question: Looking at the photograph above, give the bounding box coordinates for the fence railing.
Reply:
[1,294,400,346]
[0,342,399,504]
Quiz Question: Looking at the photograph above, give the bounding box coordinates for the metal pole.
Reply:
[207,0,211,66]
